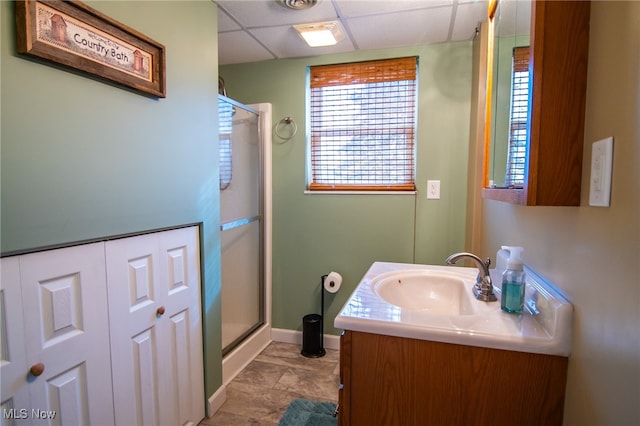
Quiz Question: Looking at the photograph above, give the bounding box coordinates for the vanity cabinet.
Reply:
[338,330,568,426]
[482,0,591,205]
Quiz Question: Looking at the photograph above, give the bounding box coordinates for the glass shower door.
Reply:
[219,96,264,354]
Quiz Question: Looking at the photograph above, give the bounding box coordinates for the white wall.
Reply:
[480,3,639,425]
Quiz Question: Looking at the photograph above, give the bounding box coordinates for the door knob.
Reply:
[156,306,166,316]
[30,363,45,377]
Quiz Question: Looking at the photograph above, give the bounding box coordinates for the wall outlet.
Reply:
[427,180,440,199]
[589,137,613,207]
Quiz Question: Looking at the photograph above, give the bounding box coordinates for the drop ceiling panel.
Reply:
[214,0,490,65]
[218,31,275,65]
[217,8,241,32]
[450,1,489,41]
[216,0,338,27]
[335,0,453,18]
[347,6,453,50]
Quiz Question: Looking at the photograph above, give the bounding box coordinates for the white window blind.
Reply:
[219,99,233,190]
[309,57,418,191]
[505,46,530,188]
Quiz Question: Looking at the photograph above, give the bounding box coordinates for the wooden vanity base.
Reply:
[338,330,568,426]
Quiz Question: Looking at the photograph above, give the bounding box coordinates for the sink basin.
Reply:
[335,261,574,356]
[371,270,475,315]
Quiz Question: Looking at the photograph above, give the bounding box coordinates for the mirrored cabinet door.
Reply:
[482,0,591,206]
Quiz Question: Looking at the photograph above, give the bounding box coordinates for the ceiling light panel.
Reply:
[249,25,354,59]
[294,21,344,47]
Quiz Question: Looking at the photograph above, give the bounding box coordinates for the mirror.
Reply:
[486,0,531,189]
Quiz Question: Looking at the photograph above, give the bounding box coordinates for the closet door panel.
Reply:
[157,227,204,425]
[0,256,30,415]
[106,233,163,426]
[106,226,204,426]
[19,243,114,425]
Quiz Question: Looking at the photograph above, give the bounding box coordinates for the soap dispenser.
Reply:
[500,246,526,314]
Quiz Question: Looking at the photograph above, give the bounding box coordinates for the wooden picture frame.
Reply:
[16,0,166,98]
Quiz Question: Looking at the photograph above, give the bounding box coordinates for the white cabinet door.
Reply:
[157,227,205,426]
[1,256,30,419]
[19,243,115,425]
[106,232,164,426]
[106,227,204,426]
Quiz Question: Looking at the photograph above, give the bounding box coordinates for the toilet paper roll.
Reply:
[324,272,342,293]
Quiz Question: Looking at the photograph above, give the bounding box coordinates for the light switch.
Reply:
[589,137,613,207]
[427,180,440,199]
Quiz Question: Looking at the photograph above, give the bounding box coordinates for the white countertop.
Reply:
[334,261,573,356]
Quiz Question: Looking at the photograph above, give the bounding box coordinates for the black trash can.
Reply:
[301,313,325,357]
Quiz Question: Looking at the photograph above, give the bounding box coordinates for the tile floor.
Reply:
[200,342,340,425]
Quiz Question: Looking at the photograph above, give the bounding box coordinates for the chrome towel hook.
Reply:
[275,116,297,142]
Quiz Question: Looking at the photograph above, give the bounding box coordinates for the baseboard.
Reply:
[206,385,226,418]
[271,328,340,351]
[222,324,272,385]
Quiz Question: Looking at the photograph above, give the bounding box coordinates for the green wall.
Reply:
[1,1,223,398]
[220,42,474,335]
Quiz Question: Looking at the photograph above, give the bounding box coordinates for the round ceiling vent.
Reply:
[277,0,318,10]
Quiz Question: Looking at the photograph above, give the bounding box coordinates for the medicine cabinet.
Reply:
[482,0,591,205]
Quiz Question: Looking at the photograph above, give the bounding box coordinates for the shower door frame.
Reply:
[219,95,270,357]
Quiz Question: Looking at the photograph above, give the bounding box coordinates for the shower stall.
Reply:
[218,95,272,384]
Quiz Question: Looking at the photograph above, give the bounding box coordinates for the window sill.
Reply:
[304,190,417,195]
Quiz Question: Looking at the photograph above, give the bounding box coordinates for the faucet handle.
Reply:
[483,257,491,273]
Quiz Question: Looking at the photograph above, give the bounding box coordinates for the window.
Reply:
[308,57,418,191]
[505,46,530,188]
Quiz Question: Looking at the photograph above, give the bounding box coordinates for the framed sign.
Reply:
[16,0,166,98]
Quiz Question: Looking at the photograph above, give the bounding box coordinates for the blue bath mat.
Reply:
[278,398,338,426]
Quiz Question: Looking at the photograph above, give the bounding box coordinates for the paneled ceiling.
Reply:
[215,0,489,65]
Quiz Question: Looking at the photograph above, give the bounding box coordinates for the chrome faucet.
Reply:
[445,252,497,302]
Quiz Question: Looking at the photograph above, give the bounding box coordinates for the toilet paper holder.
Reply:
[301,273,341,358]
